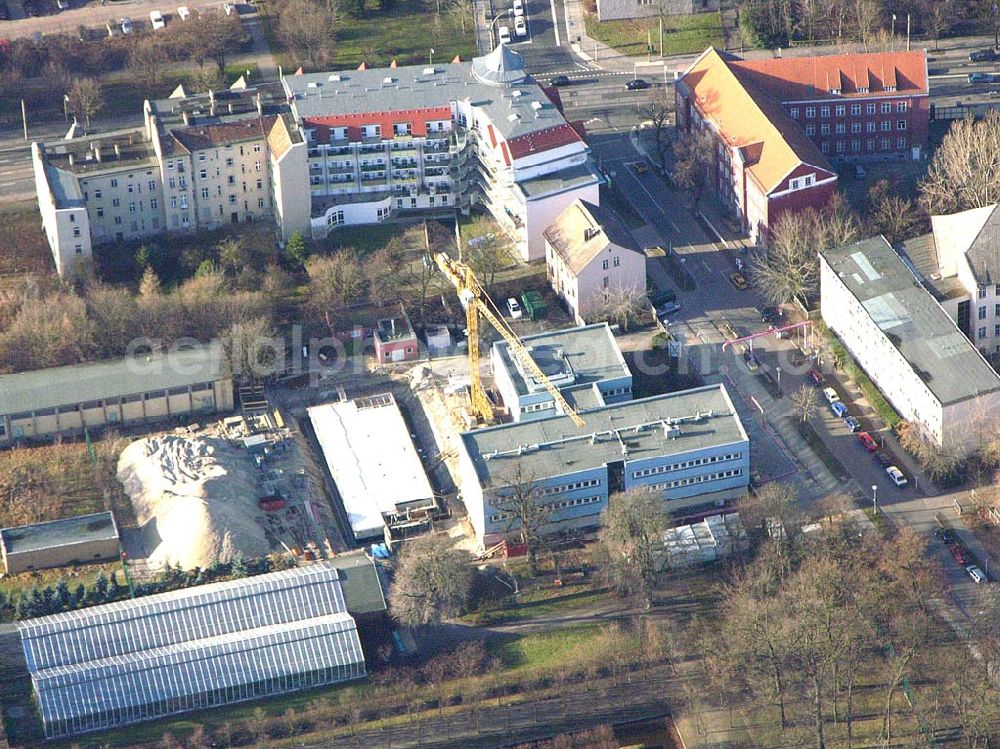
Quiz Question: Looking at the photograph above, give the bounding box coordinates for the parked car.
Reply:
[874,451,893,468]
[822,387,840,405]
[969,48,999,62]
[967,565,987,584]
[514,15,527,36]
[498,25,512,44]
[655,301,682,318]
[886,465,907,487]
[506,297,523,319]
[626,78,650,91]
[934,527,955,545]
[844,416,861,432]
[730,271,749,290]
[149,9,165,28]
[177,5,191,19]
[968,72,991,84]
[950,544,969,565]
[807,368,824,387]
[830,401,848,418]
[857,432,878,452]
[550,75,570,86]
[648,288,677,308]
[120,17,133,34]
[512,0,524,15]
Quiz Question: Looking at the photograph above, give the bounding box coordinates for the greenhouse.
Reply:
[17,563,368,739]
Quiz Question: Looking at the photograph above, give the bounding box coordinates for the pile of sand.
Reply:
[117,435,270,570]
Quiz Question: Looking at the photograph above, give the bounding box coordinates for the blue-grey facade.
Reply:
[458,384,750,546]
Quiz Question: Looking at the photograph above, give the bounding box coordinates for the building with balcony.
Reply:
[819,236,1000,457]
[456,383,750,547]
[282,44,601,261]
[33,46,600,276]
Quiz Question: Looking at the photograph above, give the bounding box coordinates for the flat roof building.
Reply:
[0,344,233,444]
[373,308,420,365]
[308,393,436,541]
[456,384,750,546]
[820,236,1000,455]
[491,323,633,421]
[0,512,120,575]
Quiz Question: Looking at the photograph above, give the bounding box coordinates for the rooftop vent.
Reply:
[382,77,394,85]
[530,101,543,111]
[508,113,520,121]
[329,74,341,82]
[511,89,523,97]
[423,67,436,75]
[307,81,320,88]
[663,423,681,440]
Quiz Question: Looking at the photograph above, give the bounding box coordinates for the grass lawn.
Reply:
[321,221,425,257]
[464,586,610,625]
[263,0,476,72]
[490,623,618,673]
[585,11,722,57]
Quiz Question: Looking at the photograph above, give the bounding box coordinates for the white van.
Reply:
[150,10,165,28]
[177,5,191,19]
[498,25,512,44]
[822,387,839,405]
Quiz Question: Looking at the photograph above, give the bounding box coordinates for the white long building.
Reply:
[33,45,601,276]
[307,393,436,541]
[820,236,1000,456]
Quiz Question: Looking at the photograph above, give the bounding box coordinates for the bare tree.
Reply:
[67,77,103,129]
[922,0,957,51]
[277,0,337,69]
[865,179,927,244]
[643,92,674,173]
[600,487,670,609]
[183,13,249,75]
[224,316,277,381]
[921,111,1000,215]
[750,210,819,307]
[493,465,551,576]
[447,0,475,34]
[127,37,167,91]
[465,233,513,294]
[673,127,716,209]
[306,251,365,331]
[790,385,817,423]
[388,535,471,626]
[586,283,649,332]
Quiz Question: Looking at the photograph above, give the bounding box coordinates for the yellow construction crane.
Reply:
[434,252,585,428]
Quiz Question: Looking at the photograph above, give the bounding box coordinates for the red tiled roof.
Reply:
[507,123,583,159]
[304,107,453,143]
[171,116,276,152]
[731,50,928,101]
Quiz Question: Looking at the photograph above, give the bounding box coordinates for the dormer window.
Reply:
[829,88,841,95]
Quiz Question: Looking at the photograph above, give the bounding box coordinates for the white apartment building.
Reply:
[820,236,1000,456]
[280,44,601,261]
[544,200,646,324]
[34,45,601,276]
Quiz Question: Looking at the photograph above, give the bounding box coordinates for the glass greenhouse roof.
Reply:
[17,562,368,738]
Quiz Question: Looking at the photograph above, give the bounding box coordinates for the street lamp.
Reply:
[775,366,781,393]
[63,94,69,123]
[489,9,512,49]
[871,484,878,513]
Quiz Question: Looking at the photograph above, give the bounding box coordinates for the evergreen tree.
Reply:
[14,593,27,620]
[92,571,109,603]
[55,580,71,611]
[230,554,247,579]
[283,232,308,268]
[73,583,86,606]
[41,586,56,615]
[109,571,124,600]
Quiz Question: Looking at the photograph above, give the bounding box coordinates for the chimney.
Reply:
[584,226,600,242]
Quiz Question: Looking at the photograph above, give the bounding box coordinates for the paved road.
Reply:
[0,0,230,40]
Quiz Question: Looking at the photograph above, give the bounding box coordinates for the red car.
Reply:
[857,432,878,452]
[949,544,969,565]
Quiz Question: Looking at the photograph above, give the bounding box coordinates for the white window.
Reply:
[835,123,846,134]
[110,178,118,187]
[150,198,157,210]
[254,161,261,171]
[147,180,155,191]
[72,226,81,237]
[851,103,861,115]
[881,121,891,131]
[896,136,906,149]
[74,244,82,254]
[867,122,876,133]
[897,101,907,113]
[881,101,892,113]
[254,143,262,152]
[806,106,816,118]
[804,174,814,186]
[820,106,830,117]
[95,189,102,199]
[805,124,815,135]
[835,105,845,116]
[200,169,208,179]
[789,107,799,118]
[851,122,862,133]
[979,327,988,339]
[897,120,907,130]
[789,178,801,190]
[112,198,120,207]
[821,124,830,135]
[866,103,876,115]
[201,187,209,199]
[258,197,265,208]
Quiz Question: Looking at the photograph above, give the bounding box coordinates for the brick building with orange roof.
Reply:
[675,48,929,244]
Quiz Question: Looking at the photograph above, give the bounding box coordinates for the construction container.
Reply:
[521,290,547,321]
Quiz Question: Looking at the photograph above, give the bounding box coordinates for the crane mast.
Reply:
[434,252,585,428]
